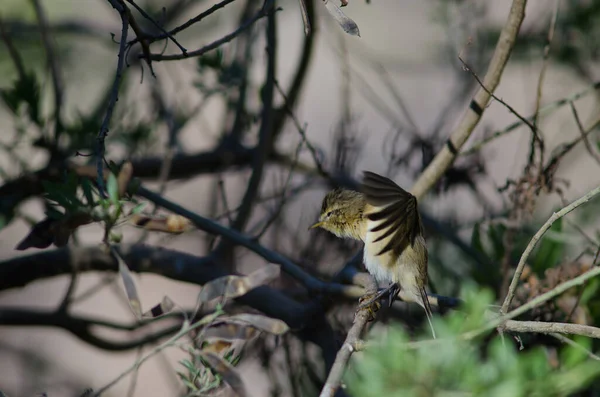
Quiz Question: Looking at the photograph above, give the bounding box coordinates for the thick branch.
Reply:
[0,245,340,370]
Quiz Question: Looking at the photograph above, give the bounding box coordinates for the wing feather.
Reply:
[361,171,422,257]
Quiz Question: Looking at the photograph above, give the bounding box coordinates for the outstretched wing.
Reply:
[360,171,422,257]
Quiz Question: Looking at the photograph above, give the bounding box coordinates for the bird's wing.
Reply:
[361,171,422,256]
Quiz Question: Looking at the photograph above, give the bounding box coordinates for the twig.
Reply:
[501,183,600,314]
[503,320,600,339]
[462,81,600,156]
[466,258,600,340]
[93,311,222,396]
[124,0,187,54]
[148,3,276,61]
[570,101,600,166]
[529,0,559,168]
[319,275,378,397]
[410,0,527,199]
[129,0,238,46]
[0,17,26,80]
[97,0,130,197]
[274,80,329,178]
[459,56,544,152]
[31,0,64,143]
[216,2,276,251]
[550,333,600,361]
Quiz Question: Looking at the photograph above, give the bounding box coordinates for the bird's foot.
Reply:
[357,293,381,322]
[357,282,401,314]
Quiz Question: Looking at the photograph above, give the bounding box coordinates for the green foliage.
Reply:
[347,287,600,397]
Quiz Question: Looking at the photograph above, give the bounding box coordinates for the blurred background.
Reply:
[1,0,600,396]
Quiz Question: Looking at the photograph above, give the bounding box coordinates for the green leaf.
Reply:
[532,218,564,273]
[130,202,146,215]
[107,173,119,205]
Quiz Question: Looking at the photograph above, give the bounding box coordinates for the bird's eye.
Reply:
[326,211,333,217]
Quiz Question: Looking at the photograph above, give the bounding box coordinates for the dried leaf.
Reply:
[114,248,143,319]
[246,264,280,287]
[200,351,247,397]
[130,214,192,234]
[197,265,280,304]
[197,276,248,303]
[225,314,289,335]
[323,0,360,36]
[117,161,133,198]
[203,323,258,342]
[142,296,176,319]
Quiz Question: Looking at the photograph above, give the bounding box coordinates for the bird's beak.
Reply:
[309,221,324,230]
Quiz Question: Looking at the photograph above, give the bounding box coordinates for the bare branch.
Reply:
[410,0,527,199]
[501,183,600,314]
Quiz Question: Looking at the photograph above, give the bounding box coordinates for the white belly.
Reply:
[363,242,394,285]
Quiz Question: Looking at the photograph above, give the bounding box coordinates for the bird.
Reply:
[310,171,435,338]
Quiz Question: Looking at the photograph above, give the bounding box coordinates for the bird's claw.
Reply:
[357,293,382,322]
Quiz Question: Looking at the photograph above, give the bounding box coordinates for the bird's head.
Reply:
[309,188,366,239]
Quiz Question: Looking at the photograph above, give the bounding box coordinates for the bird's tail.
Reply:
[419,287,436,339]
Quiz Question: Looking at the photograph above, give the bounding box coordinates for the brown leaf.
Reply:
[117,161,133,198]
[142,296,176,319]
[246,264,280,288]
[203,323,258,342]
[130,214,192,234]
[224,314,289,335]
[200,352,247,397]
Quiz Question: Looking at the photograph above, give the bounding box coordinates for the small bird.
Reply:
[310,171,435,337]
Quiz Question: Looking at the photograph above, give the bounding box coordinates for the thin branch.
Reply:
[147,3,276,62]
[466,259,600,340]
[550,333,600,361]
[459,56,544,153]
[0,17,26,80]
[124,0,187,53]
[319,275,378,397]
[129,0,238,46]
[529,0,560,167]
[504,320,600,339]
[31,0,65,145]
[501,183,600,314]
[97,0,130,197]
[462,81,600,156]
[410,0,527,199]
[570,101,600,166]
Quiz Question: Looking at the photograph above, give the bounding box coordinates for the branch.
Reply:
[501,183,600,314]
[504,320,600,339]
[410,0,527,199]
[0,245,341,371]
[97,0,130,196]
[0,308,181,351]
[319,274,378,397]
[147,3,275,62]
[31,0,64,145]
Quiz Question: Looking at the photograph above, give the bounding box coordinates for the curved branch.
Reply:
[0,308,181,351]
[0,244,341,371]
[410,0,527,199]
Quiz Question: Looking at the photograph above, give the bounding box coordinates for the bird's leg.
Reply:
[387,283,401,307]
[357,282,400,313]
